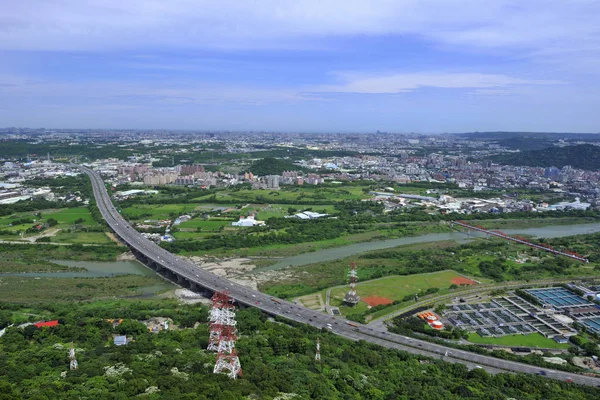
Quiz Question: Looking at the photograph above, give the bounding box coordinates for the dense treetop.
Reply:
[1,300,599,399]
[489,144,600,170]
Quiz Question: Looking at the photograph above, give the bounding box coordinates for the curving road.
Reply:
[82,166,600,388]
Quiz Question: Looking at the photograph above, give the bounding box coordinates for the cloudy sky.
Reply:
[1,0,599,132]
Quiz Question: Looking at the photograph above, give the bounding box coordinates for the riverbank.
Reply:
[258,221,600,272]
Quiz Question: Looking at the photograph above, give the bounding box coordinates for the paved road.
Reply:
[81,166,600,388]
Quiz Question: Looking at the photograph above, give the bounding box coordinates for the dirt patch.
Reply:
[23,228,60,243]
[117,252,137,261]
[363,296,393,307]
[451,276,477,285]
[105,232,124,245]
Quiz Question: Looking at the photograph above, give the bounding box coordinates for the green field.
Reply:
[194,186,368,203]
[467,332,570,349]
[47,207,98,226]
[0,275,169,303]
[52,231,114,244]
[0,207,98,232]
[326,270,477,317]
[121,203,199,221]
[178,219,232,230]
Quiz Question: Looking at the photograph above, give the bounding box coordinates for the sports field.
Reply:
[326,270,478,315]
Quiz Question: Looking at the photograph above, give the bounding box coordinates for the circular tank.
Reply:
[431,321,443,329]
[427,315,437,321]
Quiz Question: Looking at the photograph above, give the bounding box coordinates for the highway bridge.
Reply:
[82,166,600,387]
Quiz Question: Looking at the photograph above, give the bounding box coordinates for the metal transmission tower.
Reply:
[69,342,78,370]
[209,291,243,379]
[343,262,360,305]
[214,325,242,379]
[208,291,237,352]
[315,339,321,362]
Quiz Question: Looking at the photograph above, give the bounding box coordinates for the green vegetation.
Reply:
[0,242,122,263]
[0,256,82,273]
[247,157,305,175]
[194,185,369,205]
[1,300,598,399]
[490,144,600,169]
[122,203,199,221]
[52,231,114,244]
[467,332,570,349]
[495,136,554,151]
[326,270,475,318]
[261,231,600,301]
[0,275,166,303]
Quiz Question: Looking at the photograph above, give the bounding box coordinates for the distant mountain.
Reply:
[248,157,302,176]
[489,144,600,170]
[459,131,600,141]
[495,137,554,151]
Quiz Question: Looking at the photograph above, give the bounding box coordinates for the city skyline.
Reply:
[1,1,599,132]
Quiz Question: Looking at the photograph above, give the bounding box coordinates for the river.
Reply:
[0,259,175,295]
[0,260,155,278]
[255,222,600,273]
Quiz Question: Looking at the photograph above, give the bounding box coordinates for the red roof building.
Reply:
[34,320,59,328]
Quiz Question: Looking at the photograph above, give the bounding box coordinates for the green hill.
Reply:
[490,144,600,169]
[248,157,302,175]
[460,131,600,141]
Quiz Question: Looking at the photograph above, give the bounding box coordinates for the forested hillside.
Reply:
[248,157,303,175]
[490,144,600,169]
[2,300,599,399]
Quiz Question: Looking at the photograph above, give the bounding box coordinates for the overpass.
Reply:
[82,166,600,387]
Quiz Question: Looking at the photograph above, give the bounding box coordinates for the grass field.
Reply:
[121,203,199,221]
[467,332,570,349]
[0,207,98,232]
[52,231,114,244]
[0,275,168,303]
[178,219,232,230]
[47,207,98,226]
[194,186,368,204]
[326,270,477,317]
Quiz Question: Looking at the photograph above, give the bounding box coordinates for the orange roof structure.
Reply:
[34,320,59,328]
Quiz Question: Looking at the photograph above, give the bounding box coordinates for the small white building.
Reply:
[232,215,265,227]
[294,211,329,220]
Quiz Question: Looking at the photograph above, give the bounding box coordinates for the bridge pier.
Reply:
[176,274,190,288]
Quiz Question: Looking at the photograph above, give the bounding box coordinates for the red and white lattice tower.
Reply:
[315,339,321,362]
[209,291,243,379]
[69,342,78,370]
[207,291,237,352]
[344,262,360,305]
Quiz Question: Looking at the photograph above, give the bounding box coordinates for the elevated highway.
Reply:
[82,166,600,387]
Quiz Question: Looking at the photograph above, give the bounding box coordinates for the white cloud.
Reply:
[313,72,563,94]
[0,0,598,59]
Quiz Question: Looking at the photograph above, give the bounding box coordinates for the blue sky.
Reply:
[1,0,599,132]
